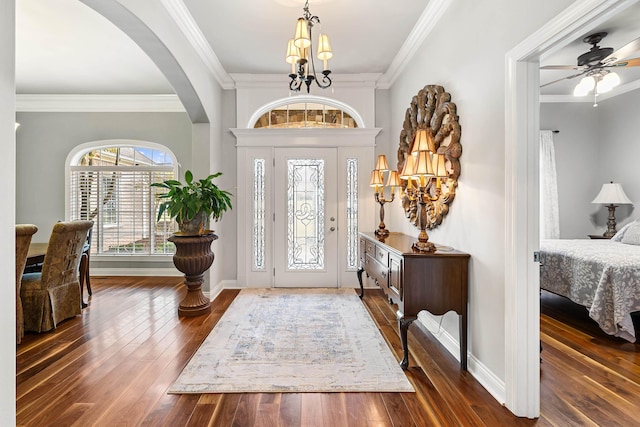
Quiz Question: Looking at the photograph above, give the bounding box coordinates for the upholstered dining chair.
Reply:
[21,220,93,333]
[15,224,38,344]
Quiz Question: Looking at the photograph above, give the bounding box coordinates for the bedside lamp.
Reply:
[591,182,633,238]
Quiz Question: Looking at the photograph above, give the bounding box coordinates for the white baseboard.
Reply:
[417,313,506,405]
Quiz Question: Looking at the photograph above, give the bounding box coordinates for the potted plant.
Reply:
[152,170,233,236]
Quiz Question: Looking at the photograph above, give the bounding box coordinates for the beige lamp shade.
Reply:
[411,129,430,154]
[294,18,311,49]
[400,153,417,179]
[375,154,389,171]
[369,170,383,187]
[414,150,434,177]
[591,182,633,205]
[317,34,333,60]
[386,170,401,187]
[285,39,300,64]
[432,153,447,178]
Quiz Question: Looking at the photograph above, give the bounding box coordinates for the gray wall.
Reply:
[596,89,639,228]
[540,88,639,238]
[16,111,193,269]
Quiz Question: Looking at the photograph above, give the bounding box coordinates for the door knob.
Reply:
[330,226,336,231]
[330,217,335,222]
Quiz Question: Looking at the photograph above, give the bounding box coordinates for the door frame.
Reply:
[504,0,637,417]
[232,128,380,289]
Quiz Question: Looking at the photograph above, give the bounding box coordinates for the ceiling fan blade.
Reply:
[540,65,581,70]
[540,70,589,88]
[602,36,640,64]
[606,57,640,68]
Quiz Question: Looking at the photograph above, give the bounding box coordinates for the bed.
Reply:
[539,235,640,343]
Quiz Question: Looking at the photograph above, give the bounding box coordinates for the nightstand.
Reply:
[588,234,611,239]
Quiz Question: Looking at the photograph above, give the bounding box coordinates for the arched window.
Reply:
[249,96,364,129]
[67,141,178,256]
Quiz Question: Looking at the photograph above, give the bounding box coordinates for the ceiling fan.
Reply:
[540,32,640,90]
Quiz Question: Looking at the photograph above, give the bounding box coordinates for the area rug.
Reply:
[168,288,414,393]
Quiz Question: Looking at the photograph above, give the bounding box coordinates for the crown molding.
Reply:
[160,0,235,90]
[376,0,453,89]
[16,94,186,112]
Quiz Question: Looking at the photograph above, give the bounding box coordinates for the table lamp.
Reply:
[591,181,633,238]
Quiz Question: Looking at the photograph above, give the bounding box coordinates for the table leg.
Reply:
[459,312,467,371]
[397,312,416,370]
[356,267,365,299]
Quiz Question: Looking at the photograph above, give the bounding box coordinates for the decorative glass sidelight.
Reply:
[346,158,358,269]
[253,159,266,270]
[287,159,325,270]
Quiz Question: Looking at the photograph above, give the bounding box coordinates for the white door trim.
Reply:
[504,0,638,418]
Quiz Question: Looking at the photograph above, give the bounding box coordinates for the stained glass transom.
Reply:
[287,159,325,270]
[253,159,266,270]
[346,158,359,269]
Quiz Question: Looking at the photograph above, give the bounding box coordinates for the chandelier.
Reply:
[285,0,333,93]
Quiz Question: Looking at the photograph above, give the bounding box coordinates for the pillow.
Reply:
[621,221,640,245]
[611,221,634,242]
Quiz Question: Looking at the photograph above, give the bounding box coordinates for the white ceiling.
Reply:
[15,0,640,98]
[16,0,429,95]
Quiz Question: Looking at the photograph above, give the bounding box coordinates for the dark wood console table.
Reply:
[357,232,470,370]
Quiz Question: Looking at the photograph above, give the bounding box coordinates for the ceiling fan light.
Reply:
[294,18,311,49]
[579,76,595,90]
[602,72,620,88]
[597,79,613,93]
[285,39,300,64]
[573,86,588,97]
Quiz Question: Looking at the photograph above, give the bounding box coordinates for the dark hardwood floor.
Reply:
[16,278,639,426]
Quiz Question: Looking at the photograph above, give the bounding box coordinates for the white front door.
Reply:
[273,148,338,287]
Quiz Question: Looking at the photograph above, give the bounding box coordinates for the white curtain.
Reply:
[540,130,560,239]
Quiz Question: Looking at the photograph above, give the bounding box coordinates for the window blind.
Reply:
[69,165,177,255]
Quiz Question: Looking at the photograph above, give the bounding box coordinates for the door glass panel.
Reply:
[253,159,265,270]
[287,159,325,270]
[346,158,358,269]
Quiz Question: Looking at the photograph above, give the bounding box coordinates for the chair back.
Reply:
[41,221,93,289]
[16,224,38,285]
[16,224,38,344]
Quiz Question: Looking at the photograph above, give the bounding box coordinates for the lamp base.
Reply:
[412,240,436,252]
[375,227,390,238]
[604,204,618,238]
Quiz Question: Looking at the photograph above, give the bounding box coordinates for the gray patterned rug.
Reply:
[168,288,414,393]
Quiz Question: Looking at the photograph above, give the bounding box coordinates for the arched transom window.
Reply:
[68,142,178,256]
[254,101,358,129]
